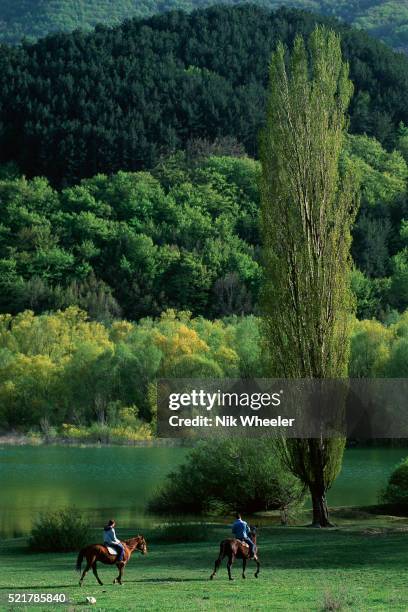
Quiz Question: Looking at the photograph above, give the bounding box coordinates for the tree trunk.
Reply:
[280,506,289,526]
[310,485,333,527]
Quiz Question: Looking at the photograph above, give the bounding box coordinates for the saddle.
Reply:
[104,545,119,556]
[237,540,255,558]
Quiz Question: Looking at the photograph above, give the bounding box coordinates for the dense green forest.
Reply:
[1,1,408,53]
[1,6,408,186]
[1,133,408,322]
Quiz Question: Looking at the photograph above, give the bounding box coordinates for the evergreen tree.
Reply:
[1,6,408,186]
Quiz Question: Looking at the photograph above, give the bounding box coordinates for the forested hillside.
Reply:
[0,0,161,45]
[1,1,407,53]
[1,133,407,322]
[1,6,408,186]
[0,8,407,438]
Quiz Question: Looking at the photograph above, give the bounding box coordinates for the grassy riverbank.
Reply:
[2,516,408,611]
[0,432,182,447]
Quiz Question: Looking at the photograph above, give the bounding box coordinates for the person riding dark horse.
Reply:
[232,513,256,558]
[103,519,125,563]
[210,515,260,580]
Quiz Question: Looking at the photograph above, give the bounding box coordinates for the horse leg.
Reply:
[242,558,247,579]
[113,564,124,585]
[79,561,91,586]
[92,561,103,586]
[210,542,225,580]
[118,564,124,585]
[227,554,235,581]
[210,555,223,580]
[254,558,260,578]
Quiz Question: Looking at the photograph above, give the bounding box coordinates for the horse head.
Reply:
[125,535,148,555]
[249,525,257,543]
[136,535,148,555]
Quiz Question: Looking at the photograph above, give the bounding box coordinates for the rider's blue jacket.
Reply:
[232,518,251,540]
[103,526,121,545]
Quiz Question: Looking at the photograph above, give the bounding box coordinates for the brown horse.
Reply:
[76,535,147,586]
[210,527,260,581]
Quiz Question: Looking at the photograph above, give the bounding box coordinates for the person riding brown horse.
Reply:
[210,522,260,580]
[76,535,147,586]
[103,519,125,562]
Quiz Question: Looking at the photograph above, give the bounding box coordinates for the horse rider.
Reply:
[231,512,256,558]
[103,519,125,563]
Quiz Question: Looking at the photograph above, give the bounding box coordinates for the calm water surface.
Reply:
[0,445,406,537]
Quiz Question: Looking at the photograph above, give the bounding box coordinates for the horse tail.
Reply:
[76,549,85,572]
[218,540,227,560]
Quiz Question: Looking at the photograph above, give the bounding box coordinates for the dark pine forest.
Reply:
[0,6,408,186]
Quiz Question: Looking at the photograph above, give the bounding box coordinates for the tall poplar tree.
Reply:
[260,27,360,526]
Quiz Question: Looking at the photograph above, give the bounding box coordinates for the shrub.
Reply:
[60,423,83,440]
[26,430,43,445]
[148,438,305,520]
[29,508,92,552]
[59,421,152,443]
[382,458,408,505]
[109,423,153,443]
[321,588,351,611]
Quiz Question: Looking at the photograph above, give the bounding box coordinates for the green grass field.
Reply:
[1,517,408,611]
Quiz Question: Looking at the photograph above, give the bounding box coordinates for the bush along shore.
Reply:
[0,429,182,447]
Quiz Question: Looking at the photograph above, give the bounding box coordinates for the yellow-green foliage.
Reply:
[0,307,260,432]
[0,304,406,435]
[60,422,153,443]
[350,312,408,377]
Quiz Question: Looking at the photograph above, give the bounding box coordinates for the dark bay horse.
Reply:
[210,528,260,580]
[76,535,147,586]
